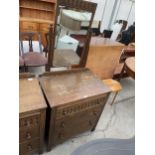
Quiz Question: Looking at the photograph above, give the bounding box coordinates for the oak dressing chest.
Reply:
[19,77,47,155]
[39,68,111,151]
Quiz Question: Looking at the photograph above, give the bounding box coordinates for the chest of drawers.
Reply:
[39,68,111,151]
[19,78,47,155]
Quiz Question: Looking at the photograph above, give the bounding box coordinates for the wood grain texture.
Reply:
[86,37,124,80]
[39,68,111,108]
[19,78,47,113]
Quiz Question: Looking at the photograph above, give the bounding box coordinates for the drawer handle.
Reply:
[26,132,31,139]
[60,122,65,128]
[27,144,33,151]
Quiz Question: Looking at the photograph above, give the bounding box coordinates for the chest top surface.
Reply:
[39,68,111,108]
[19,78,47,114]
[90,37,124,47]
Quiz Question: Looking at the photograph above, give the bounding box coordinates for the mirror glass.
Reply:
[53,5,92,67]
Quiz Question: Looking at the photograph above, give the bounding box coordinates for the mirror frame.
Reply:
[49,0,97,68]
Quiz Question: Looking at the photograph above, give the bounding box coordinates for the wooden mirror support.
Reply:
[47,0,97,68]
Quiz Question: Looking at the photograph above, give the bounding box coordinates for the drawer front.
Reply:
[53,106,103,144]
[39,23,50,32]
[56,96,107,120]
[19,113,40,129]
[19,139,39,155]
[19,127,39,143]
[20,22,39,32]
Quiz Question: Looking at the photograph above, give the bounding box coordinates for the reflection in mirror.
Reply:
[48,0,97,68]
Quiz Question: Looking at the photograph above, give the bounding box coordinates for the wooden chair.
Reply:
[113,43,135,79]
[19,32,48,70]
[102,79,122,105]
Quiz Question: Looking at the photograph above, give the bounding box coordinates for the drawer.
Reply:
[19,139,39,155]
[19,113,40,129]
[53,106,103,144]
[39,23,50,32]
[55,106,102,130]
[56,96,107,120]
[54,117,97,144]
[20,22,39,31]
[19,127,39,143]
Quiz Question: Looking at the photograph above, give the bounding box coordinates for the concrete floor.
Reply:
[40,77,135,155]
[28,67,135,155]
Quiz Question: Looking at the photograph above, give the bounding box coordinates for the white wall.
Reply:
[112,0,135,28]
[88,0,135,32]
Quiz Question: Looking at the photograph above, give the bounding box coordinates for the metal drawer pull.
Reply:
[27,144,32,151]
[26,132,31,139]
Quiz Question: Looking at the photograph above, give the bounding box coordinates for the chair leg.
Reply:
[118,64,125,81]
[45,65,50,72]
[110,92,118,106]
[25,66,28,72]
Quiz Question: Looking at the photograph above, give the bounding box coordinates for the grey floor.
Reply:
[29,67,135,155]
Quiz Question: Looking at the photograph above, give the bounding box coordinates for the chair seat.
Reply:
[23,52,48,66]
[103,79,122,92]
[19,56,24,66]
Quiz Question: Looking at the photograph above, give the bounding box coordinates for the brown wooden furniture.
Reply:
[19,0,56,47]
[121,57,135,79]
[86,37,124,80]
[39,68,111,151]
[47,0,97,68]
[20,32,48,70]
[19,77,47,155]
[114,43,135,78]
[102,79,122,105]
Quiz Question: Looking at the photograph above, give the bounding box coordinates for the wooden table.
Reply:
[124,57,135,79]
[86,37,124,79]
[19,77,47,155]
[39,68,111,151]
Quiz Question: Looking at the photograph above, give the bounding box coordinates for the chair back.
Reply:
[19,32,43,54]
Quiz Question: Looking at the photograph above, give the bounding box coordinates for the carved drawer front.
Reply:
[53,106,103,144]
[56,96,106,120]
[19,138,39,155]
[39,23,50,32]
[20,21,39,32]
[19,127,39,143]
[19,113,40,129]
